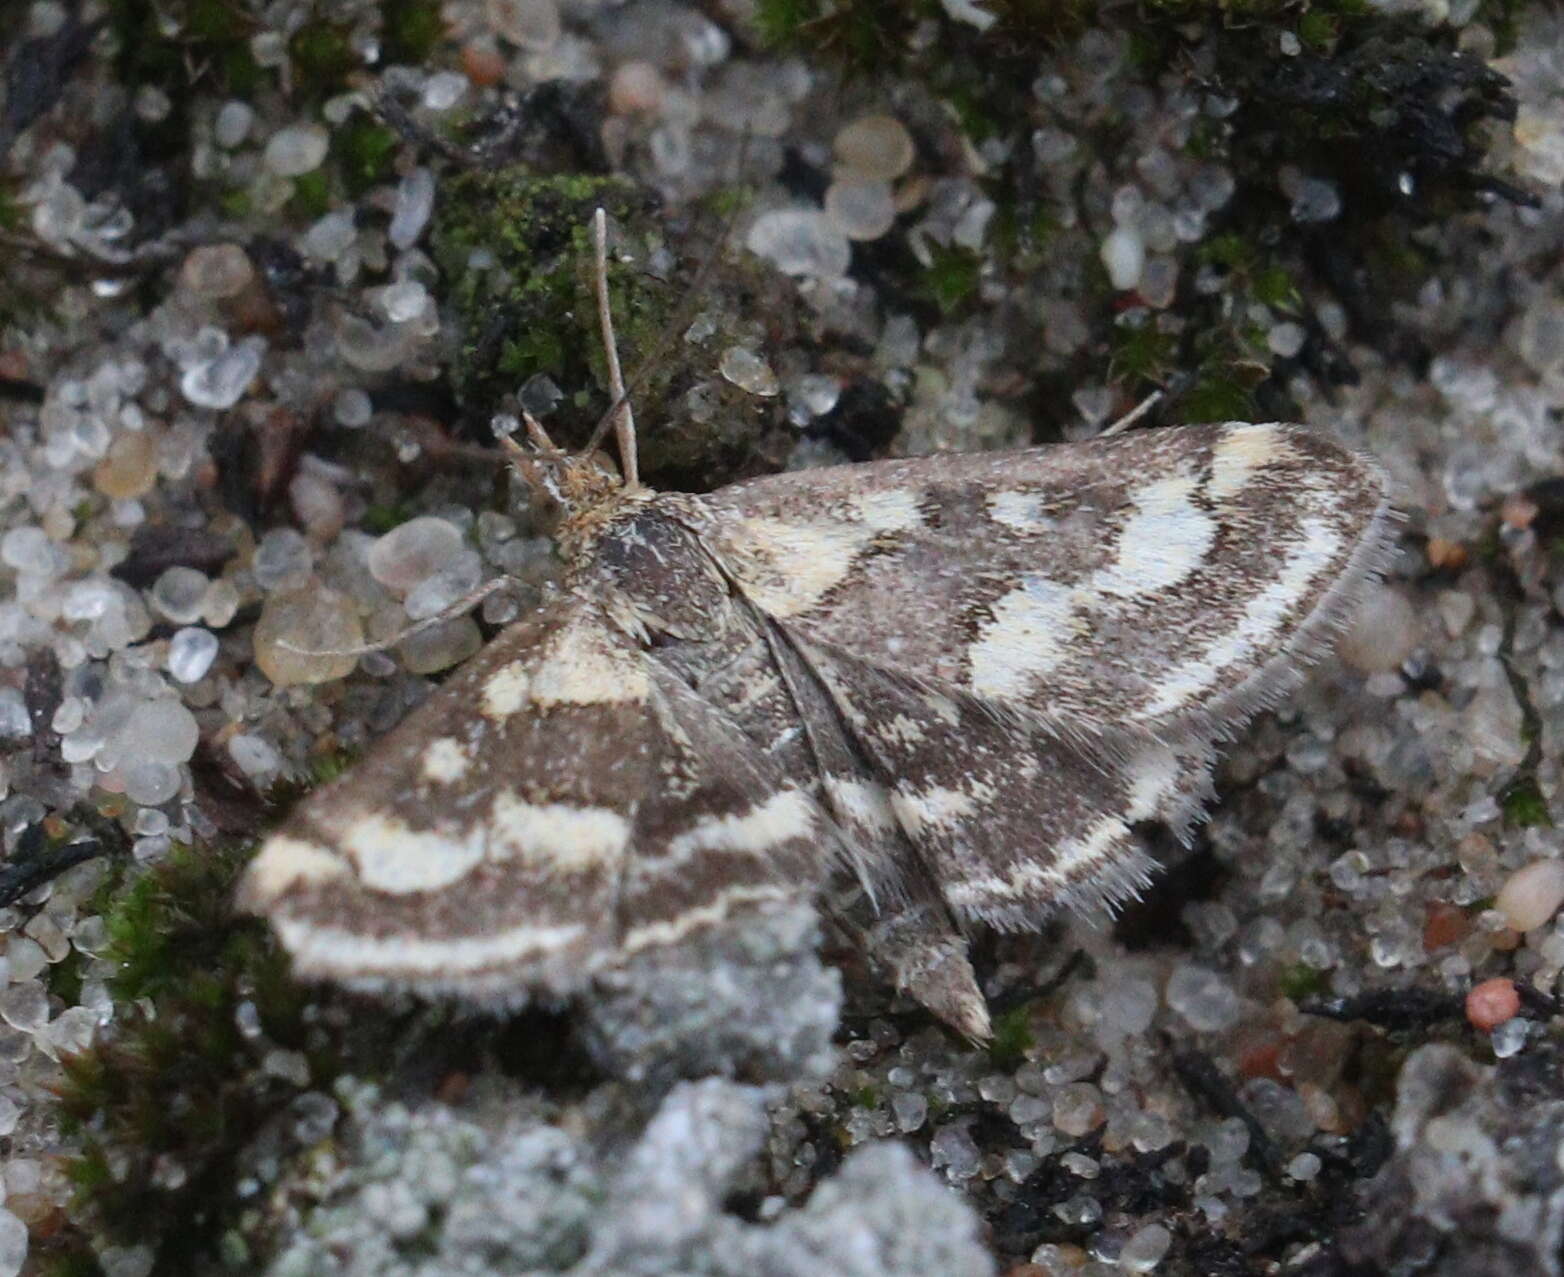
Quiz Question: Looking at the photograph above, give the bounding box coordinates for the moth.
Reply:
[239,212,1394,1039]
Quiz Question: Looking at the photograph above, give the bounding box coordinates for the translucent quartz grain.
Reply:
[746,209,851,279]
[1165,963,1241,1032]
[1100,226,1145,291]
[168,627,219,683]
[262,124,329,177]
[178,243,255,300]
[388,169,436,250]
[252,589,363,686]
[181,338,263,410]
[253,527,313,592]
[825,178,897,241]
[1496,859,1564,932]
[367,517,464,593]
[832,114,915,181]
[151,566,209,624]
[718,348,780,397]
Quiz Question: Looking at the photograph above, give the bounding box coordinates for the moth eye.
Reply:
[530,492,566,536]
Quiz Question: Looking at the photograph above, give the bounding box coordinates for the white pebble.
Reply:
[380,279,428,323]
[0,983,48,1034]
[1339,587,1419,674]
[746,209,852,279]
[253,527,314,592]
[422,73,468,112]
[824,178,897,241]
[305,210,357,262]
[486,0,561,49]
[214,100,254,148]
[122,760,181,807]
[120,699,200,764]
[0,1208,25,1277]
[168,627,219,683]
[1496,859,1564,933]
[1166,962,1241,1032]
[1100,226,1145,291]
[0,690,29,739]
[334,388,373,428]
[229,733,283,779]
[151,566,210,624]
[1,526,56,574]
[6,939,45,983]
[181,338,264,410]
[1120,1222,1172,1271]
[262,124,330,177]
[389,168,436,250]
[1267,321,1307,358]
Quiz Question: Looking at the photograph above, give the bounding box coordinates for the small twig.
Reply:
[1168,1038,1284,1181]
[1100,390,1164,437]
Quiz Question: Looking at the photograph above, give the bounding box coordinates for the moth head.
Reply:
[499,426,626,538]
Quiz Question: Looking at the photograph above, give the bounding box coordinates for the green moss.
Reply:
[0,182,21,233]
[46,837,404,1270]
[1110,321,1177,385]
[335,117,400,197]
[361,502,416,535]
[288,170,332,220]
[1178,374,1255,424]
[922,244,983,315]
[383,0,448,63]
[1278,963,1331,1002]
[850,1084,881,1108]
[988,1005,1034,1071]
[1296,10,1341,50]
[289,21,357,89]
[1501,775,1552,829]
[108,0,261,96]
[431,173,688,453]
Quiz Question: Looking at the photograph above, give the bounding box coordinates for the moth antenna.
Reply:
[591,207,639,489]
[579,139,755,468]
[276,577,515,659]
[522,409,562,456]
[1100,390,1164,437]
[497,431,547,490]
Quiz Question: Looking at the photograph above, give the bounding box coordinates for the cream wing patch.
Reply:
[663,788,815,865]
[1207,422,1294,499]
[238,836,350,909]
[420,736,472,783]
[489,792,631,871]
[530,614,650,707]
[969,575,1082,698]
[277,916,589,981]
[726,516,876,618]
[334,812,489,895]
[481,662,532,720]
[1137,513,1345,719]
[1088,471,1214,599]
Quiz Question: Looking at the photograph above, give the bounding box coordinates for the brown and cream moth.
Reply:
[238,212,1395,1040]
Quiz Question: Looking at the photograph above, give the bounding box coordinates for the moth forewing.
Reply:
[239,212,1393,1037]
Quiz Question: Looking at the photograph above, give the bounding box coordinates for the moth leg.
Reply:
[277,575,517,659]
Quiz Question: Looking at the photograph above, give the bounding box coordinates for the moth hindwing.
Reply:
[240,415,1393,1039]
